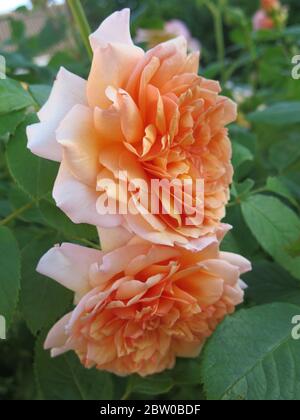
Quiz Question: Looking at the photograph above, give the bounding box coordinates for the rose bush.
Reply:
[1,0,300,401]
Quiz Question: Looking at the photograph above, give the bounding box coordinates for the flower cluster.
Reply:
[27,9,251,377]
[253,0,288,31]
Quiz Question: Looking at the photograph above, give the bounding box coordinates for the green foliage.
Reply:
[0,227,21,325]
[20,235,72,335]
[35,335,114,400]
[241,195,300,280]
[6,116,59,199]
[0,79,34,114]
[248,102,300,126]
[200,303,300,400]
[0,0,300,401]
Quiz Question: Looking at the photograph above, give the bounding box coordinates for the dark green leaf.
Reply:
[244,261,300,306]
[39,199,98,243]
[6,115,58,199]
[0,226,21,326]
[20,235,72,334]
[127,373,174,396]
[35,335,114,400]
[0,110,25,137]
[241,195,300,280]
[29,85,51,108]
[0,79,34,114]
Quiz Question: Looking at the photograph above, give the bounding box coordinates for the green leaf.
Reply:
[0,226,21,326]
[0,79,34,114]
[125,358,202,398]
[200,303,300,400]
[241,195,300,280]
[6,115,58,199]
[287,237,300,258]
[172,358,202,385]
[0,110,25,137]
[231,179,255,200]
[39,199,98,243]
[269,136,300,172]
[29,85,51,108]
[232,142,253,169]
[35,335,114,400]
[244,261,300,306]
[266,177,299,208]
[127,373,174,396]
[248,102,300,126]
[20,235,72,334]
[223,206,259,258]
[9,186,44,224]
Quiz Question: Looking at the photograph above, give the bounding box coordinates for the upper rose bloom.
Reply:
[27,9,236,250]
[135,19,201,52]
[38,233,251,377]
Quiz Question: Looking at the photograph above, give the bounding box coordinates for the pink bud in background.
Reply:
[253,9,274,30]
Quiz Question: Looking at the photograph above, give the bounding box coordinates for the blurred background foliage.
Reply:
[0,0,300,400]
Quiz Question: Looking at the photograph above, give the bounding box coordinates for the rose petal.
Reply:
[44,312,72,350]
[89,8,134,51]
[53,161,123,227]
[87,43,144,109]
[37,243,102,296]
[97,226,134,252]
[57,104,100,185]
[220,251,252,274]
[27,67,87,162]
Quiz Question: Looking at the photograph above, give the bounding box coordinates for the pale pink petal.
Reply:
[27,67,87,162]
[37,243,102,295]
[53,161,123,227]
[89,8,134,51]
[220,252,252,274]
[97,226,134,252]
[198,259,240,286]
[44,312,72,350]
[57,105,100,185]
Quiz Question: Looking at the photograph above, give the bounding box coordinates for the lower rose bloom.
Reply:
[38,235,251,377]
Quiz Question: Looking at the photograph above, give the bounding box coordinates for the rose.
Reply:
[38,233,251,377]
[27,9,236,250]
